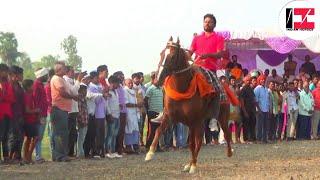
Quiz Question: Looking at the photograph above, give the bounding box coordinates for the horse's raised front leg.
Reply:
[218,103,233,157]
[145,113,169,161]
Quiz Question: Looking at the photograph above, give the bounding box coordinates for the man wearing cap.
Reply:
[254,75,270,143]
[33,67,49,163]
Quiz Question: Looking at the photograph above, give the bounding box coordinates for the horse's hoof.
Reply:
[189,165,197,174]
[227,149,234,157]
[145,151,154,161]
[182,164,191,172]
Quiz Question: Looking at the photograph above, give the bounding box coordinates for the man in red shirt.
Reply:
[97,65,109,91]
[188,13,227,121]
[189,14,226,72]
[187,14,231,146]
[0,63,15,162]
[8,66,25,162]
[311,81,320,139]
[33,68,49,163]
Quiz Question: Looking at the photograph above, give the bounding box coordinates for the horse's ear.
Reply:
[168,36,173,42]
[176,37,180,45]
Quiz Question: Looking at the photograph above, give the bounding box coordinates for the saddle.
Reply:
[162,65,239,105]
[197,67,239,106]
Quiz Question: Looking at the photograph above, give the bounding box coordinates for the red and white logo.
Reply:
[279,0,319,40]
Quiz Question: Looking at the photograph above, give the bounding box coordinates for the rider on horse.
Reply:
[157,13,230,120]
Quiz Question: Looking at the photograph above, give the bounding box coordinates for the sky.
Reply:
[0,0,319,77]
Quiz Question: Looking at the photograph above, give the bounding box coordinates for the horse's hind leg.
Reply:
[218,103,233,157]
[145,113,169,161]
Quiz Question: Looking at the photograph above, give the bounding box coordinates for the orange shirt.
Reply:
[50,75,72,112]
[230,67,242,80]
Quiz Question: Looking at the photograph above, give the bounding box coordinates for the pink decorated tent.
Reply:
[216,31,320,75]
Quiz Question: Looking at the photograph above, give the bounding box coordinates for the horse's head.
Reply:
[164,36,190,74]
[157,36,191,86]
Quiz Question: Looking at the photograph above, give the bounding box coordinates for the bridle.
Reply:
[172,60,194,74]
[168,47,195,75]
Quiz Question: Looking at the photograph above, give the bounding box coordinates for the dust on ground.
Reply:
[1,140,320,180]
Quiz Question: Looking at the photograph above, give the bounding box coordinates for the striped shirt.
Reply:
[145,85,163,113]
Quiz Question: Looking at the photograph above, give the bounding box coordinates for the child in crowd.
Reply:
[106,75,122,158]
[77,84,88,158]
[22,79,40,164]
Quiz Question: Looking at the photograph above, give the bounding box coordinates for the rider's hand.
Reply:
[200,54,209,59]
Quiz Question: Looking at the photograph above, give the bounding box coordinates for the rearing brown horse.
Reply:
[145,39,233,173]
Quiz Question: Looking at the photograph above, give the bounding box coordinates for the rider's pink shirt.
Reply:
[190,31,224,71]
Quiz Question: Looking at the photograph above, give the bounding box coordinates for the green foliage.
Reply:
[144,74,151,85]
[15,52,32,69]
[23,69,36,79]
[0,32,19,66]
[33,55,59,70]
[61,35,82,71]
[14,52,35,79]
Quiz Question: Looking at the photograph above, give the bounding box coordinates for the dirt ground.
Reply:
[1,140,320,180]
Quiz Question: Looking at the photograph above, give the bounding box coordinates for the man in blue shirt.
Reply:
[254,75,270,143]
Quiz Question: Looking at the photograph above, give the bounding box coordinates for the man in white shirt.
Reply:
[63,66,81,157]
[132,73,146,146]
[283,82,299,140]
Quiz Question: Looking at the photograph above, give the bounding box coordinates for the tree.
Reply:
[32,54,59,70]
[61,35,82,71]
[0,32,19,66]
[15,52,35,79]
[144,74,151,85]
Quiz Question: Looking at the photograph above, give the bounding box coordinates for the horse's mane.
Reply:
[157,47,189,86]
[165,48,188,73]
